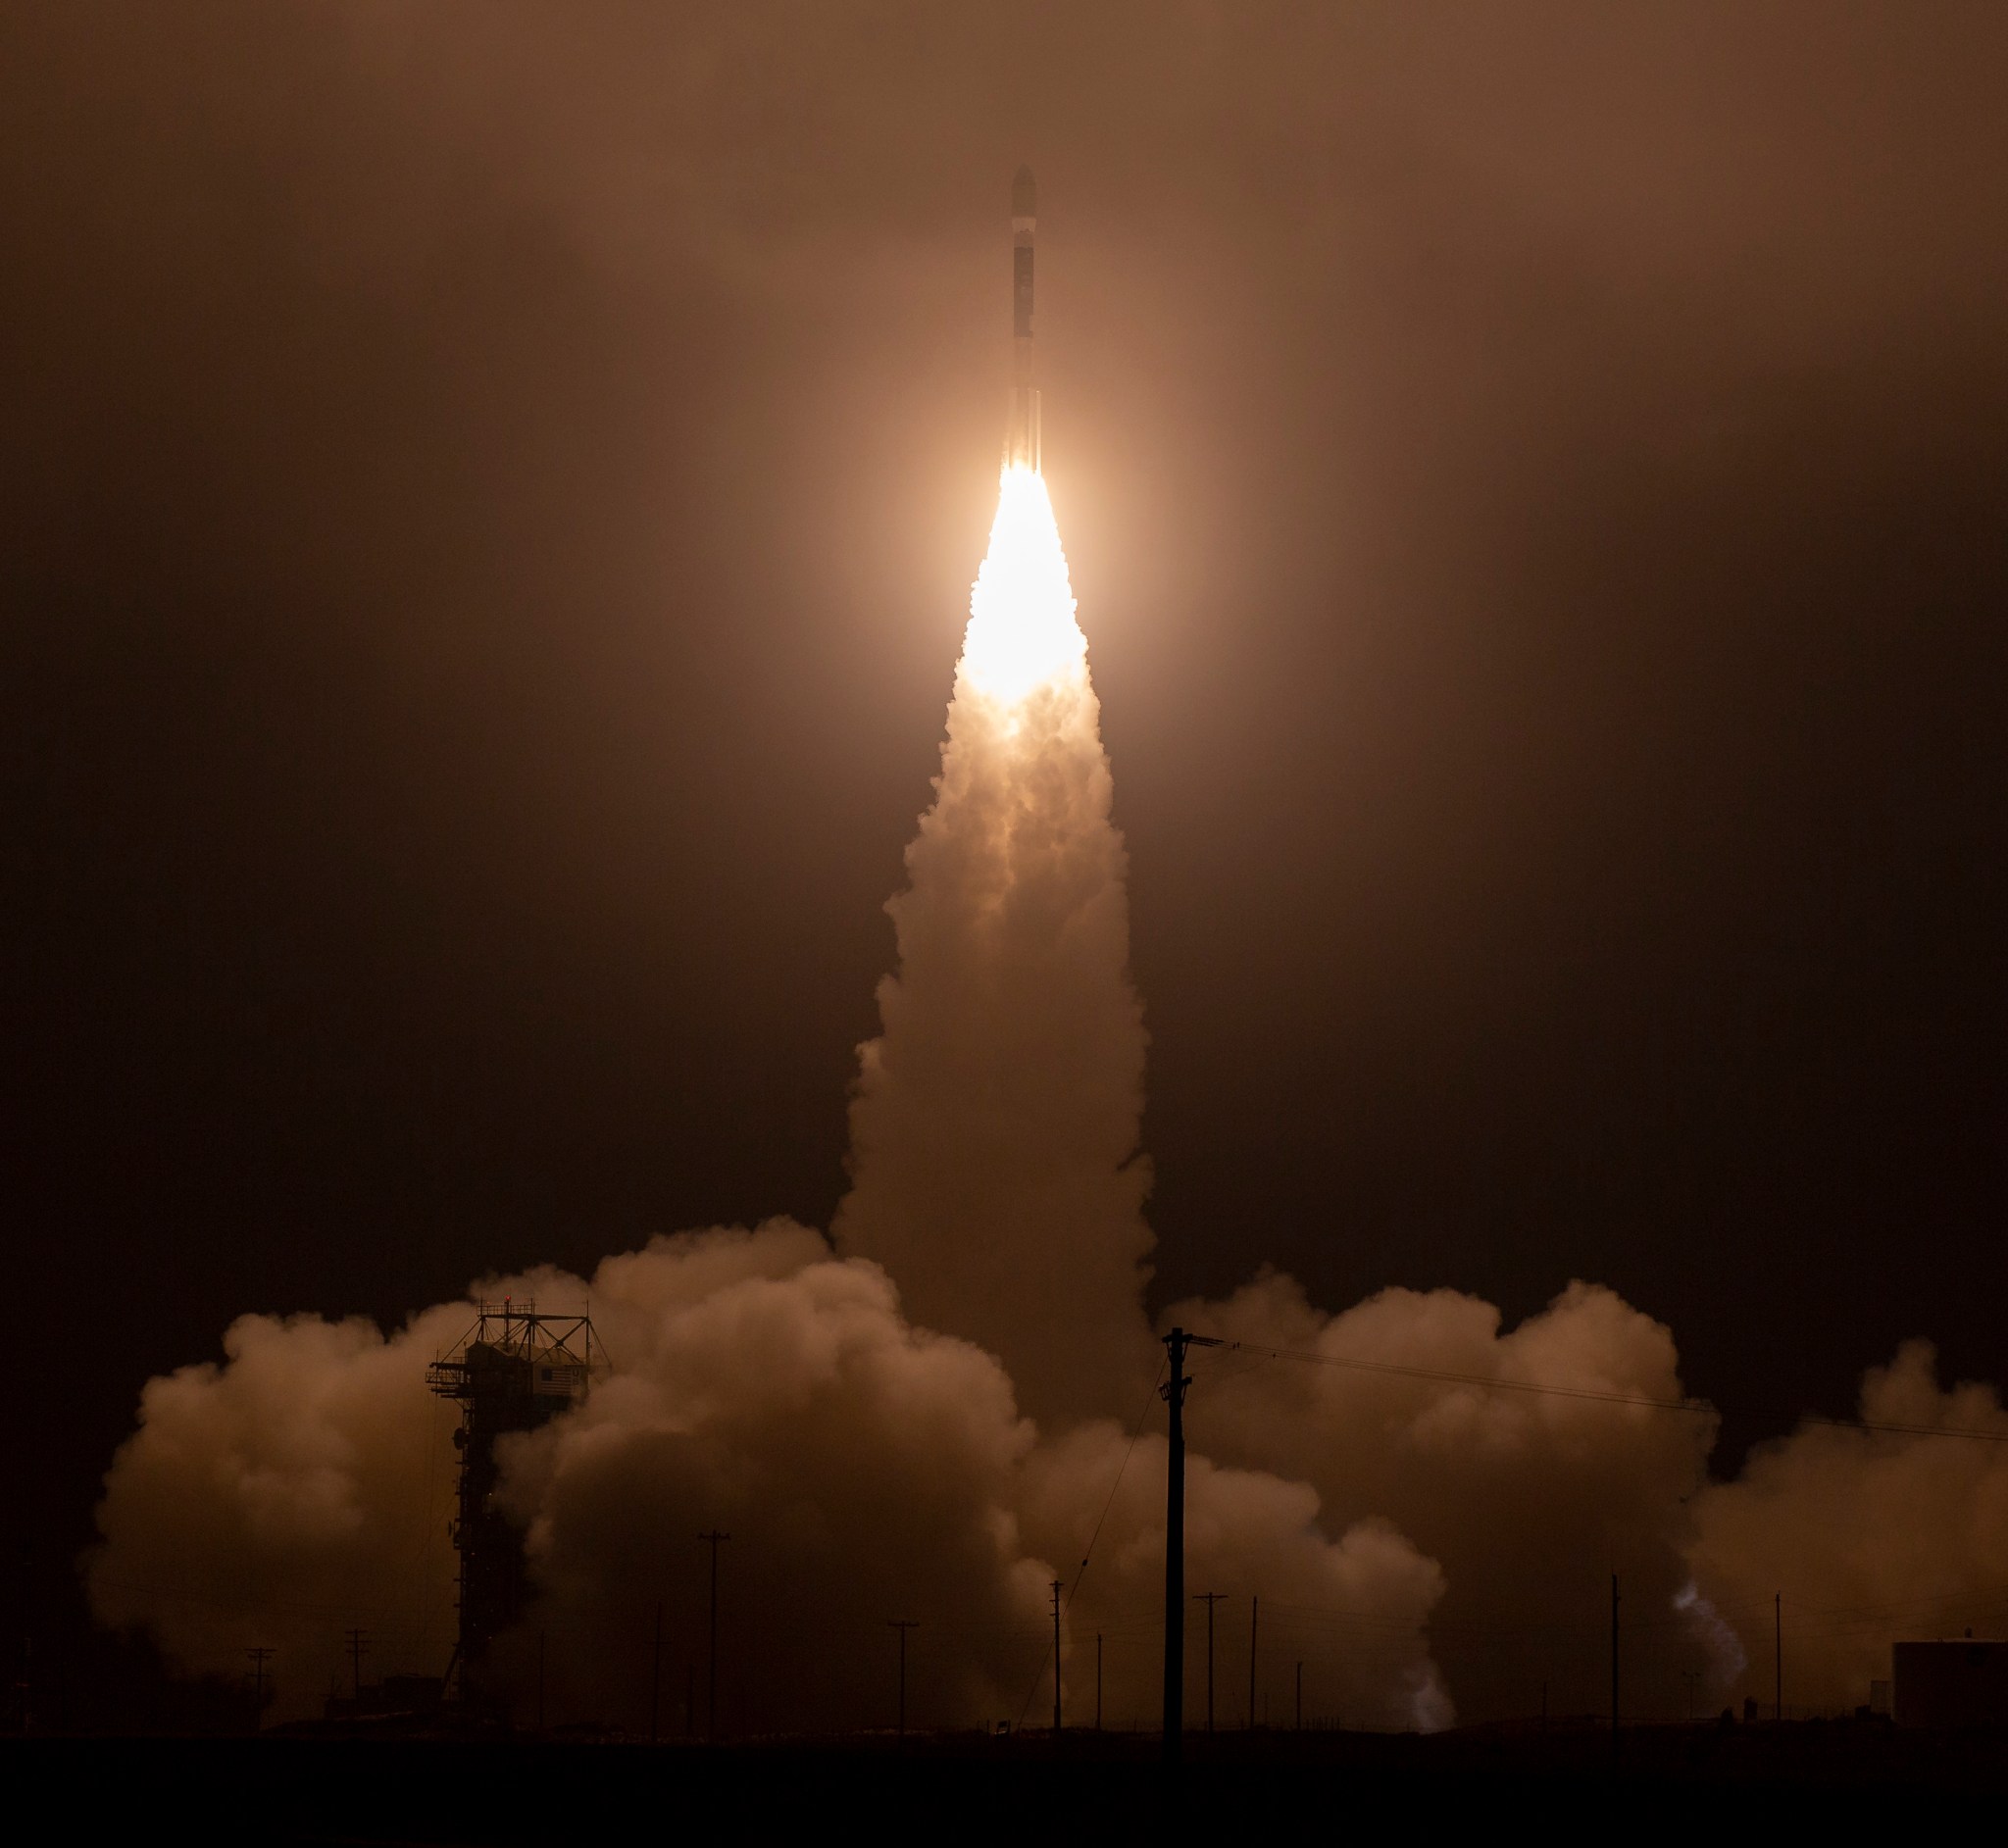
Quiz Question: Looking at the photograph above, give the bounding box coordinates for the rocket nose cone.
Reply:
[1012,166,1036,217]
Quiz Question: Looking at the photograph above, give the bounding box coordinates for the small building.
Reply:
[1892,1639,2008,1726]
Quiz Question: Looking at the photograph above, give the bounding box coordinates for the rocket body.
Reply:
[1006,166,1040,472]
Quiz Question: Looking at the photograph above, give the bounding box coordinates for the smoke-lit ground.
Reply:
[88,468,2008,1732]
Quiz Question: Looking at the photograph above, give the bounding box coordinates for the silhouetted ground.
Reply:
[10,1721,2007,1841]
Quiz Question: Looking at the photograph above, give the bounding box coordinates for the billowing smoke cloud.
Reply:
[1013,1419,1448,1730]
[88,1220,1447,1730]
[86,466,1450,1729]
[834,470,1157,1423]
[1160,1270,1724,1720]
[89,1299,470,1709]
[85,462,2003,1730]
[1687,1341,2008,1714]
[508,1224,1446,1732]
[495,1224,1051,1733]
[88,1223,1052,1725]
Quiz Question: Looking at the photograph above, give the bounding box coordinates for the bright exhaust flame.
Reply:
[959,465,1087,707]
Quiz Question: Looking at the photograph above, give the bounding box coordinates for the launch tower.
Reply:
[427,1301,600,1704]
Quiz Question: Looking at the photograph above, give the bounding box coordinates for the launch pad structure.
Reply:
[427,1302,602,1705]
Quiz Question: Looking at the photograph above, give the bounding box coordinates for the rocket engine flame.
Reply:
[960,465,1086,709]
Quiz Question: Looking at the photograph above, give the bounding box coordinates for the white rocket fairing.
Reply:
[1006,166,1040,472]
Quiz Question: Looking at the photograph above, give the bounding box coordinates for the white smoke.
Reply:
[85,467,2005,1730]
[1686,1340,2008,1713]
[88,1300,470,1711]
[494,1226,1053,1732]
[1674,1579,1748,1700]
[1012,1418,1448,1730]
[87,466,1450,1728]
[87,1221,1449,1729]
[833,468,1157,1422]
[1160,1269,1722,1720]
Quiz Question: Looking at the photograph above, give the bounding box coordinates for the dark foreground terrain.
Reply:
[11,1721,2007,1842]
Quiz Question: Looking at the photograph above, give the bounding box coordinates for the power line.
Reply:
[1067,1356,1168,1615]
[1012,1357,1168,1734]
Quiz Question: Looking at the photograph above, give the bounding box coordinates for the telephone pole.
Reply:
[1247,1594,1259,1729]
[1160,1326,1218,1769]
[1775,1592,1782,1723]
[649,1600,663,1745]
[1050,1579,1065,1733]
[887,1621,919,1738]
[1609,1574,1620,1755]
[698,1529,730,1741]
[344,1628,368,1704]
[1193,1593,1229,1733]
[245,1647,274,1729]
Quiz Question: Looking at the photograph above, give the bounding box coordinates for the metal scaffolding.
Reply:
[427,1300,600,1705]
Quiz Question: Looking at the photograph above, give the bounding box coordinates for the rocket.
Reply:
[1005,165,1040,472]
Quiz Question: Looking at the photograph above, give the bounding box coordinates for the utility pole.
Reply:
[649,1601,663,1745]
[1193,1593,1229,1733]
[698,1529,730,1741]
[1247,1595,1258,1729]
[1160,1326,1217,1769]
[246,1647,274,1730]
[1775,1592,1782,1723]
[1295,1660,1303,1730]
[1609,1574,1620,1755]
[887,1621,919,1738]
[1050,1579,1065,1733]
[344,1628,368,1704]
[1095,1632,1103,1730]
[12,1548,26,1737]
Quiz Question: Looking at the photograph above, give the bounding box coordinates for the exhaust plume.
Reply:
[85,466,1457,1730]
[833,466,1157,1421]
[85,461,2006,1733]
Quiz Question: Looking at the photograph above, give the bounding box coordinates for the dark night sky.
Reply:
[5,3,2005,1559]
